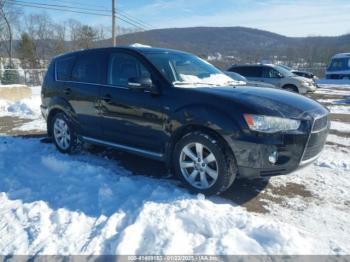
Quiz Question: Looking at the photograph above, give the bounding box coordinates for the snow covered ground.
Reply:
[0,85,349,255]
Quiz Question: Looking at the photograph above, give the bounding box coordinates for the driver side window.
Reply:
[108,53,151,87]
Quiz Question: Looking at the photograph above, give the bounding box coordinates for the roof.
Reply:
[53,46,189,60]
[332,53,350,58]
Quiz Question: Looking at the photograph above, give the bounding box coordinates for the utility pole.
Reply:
[112,0,116,46]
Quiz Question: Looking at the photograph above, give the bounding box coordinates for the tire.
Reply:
[51,112,78,154]
[283,85,299,93]
[173,131,237,195]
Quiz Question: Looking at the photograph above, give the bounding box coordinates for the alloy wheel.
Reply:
[179,142,219,189]
[53,118,71,150]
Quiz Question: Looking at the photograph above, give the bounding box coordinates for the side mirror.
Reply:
[277,73,284,78]
[128,77,153,91]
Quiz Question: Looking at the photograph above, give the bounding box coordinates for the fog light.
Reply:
[268,151,278,164]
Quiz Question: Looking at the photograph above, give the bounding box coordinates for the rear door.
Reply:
[57,50,107,139]
[100,51,166,154]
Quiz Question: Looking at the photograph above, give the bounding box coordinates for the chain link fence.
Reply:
[0,68,47,86]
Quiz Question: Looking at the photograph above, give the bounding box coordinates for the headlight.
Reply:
[302,81,311,86]
[244,114,301,133]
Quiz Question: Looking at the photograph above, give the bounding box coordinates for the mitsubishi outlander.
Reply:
[41,47,329,195]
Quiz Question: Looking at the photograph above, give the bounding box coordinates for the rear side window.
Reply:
[56,56,76,81]
[230,66,262,77]
[71,52,106,84]
[108,53,151,87]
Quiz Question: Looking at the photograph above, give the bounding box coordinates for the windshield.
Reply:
[145,52,237,87]
[225,71,247,82]
[275,65,296,77]
[327,58,350,72]
[279,64,293,71]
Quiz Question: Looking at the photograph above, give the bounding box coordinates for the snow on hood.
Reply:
[176,73,238,87]
[130,43,152,48]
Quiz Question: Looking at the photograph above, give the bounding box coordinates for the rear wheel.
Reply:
[51,112,78,154]
[173,131,237,195]
[283,85,299,93]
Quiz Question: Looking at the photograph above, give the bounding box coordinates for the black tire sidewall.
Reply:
[173,132,235,195]
[51,112,77,154]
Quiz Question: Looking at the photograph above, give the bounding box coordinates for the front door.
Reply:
[100,51,166,154]
[261,66,283,87]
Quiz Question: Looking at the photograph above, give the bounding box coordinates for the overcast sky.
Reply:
[19,0,350,37]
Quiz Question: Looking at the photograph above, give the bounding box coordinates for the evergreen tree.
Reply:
[17,32,39,69]
[1,64,20,85]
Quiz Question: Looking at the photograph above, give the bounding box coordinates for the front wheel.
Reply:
[173,131,237,195]
[51,112,78,154]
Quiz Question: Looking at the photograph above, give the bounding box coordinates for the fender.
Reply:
[47,96,82,136]
[163,104,243,166]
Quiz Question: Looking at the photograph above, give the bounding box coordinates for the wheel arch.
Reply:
[165,124,236,168]
[47,97,78,137]
[282,84,299,93]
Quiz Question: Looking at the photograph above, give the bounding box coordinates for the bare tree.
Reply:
[0,0,21,65]
[24,13,53,65]
[52,22,67,55]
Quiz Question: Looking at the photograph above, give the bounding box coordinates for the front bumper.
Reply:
[227,116,329,179]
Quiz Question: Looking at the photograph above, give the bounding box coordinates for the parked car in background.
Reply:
[279,65,317,80]
[224,71,276,88]
[228,64,317,94]
[41,46,329,195]
[326,53,350,79]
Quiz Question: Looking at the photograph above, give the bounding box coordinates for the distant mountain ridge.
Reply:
[109,27,350,67]
[1,26,349,72]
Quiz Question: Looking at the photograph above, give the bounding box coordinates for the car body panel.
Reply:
[41,46,329,180]
[228,64,317,94]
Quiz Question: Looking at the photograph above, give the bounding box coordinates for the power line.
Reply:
[119,9,153,28]
[6,0,153,29]
[47,0,154,28]
[6,0,149,30]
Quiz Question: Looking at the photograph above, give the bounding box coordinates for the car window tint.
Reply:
[108,53,151,87]
[71,52,105,84]
[231,66,262,77]
[262,67,280,78]
[56,56,76,81]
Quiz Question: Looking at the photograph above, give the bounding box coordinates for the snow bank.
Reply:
[0,137,332,255]
[0,86,45,131]
[328,105,350,115]
[327,134,350,146]
[315,88,350,96]
[330,121,350,132]
[316,79,350,88]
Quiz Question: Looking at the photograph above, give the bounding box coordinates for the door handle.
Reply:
[63,87,71,95]
[102,94,112,103]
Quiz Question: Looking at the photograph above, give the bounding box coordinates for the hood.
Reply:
[288,75,313,83]
[195,86,328,119]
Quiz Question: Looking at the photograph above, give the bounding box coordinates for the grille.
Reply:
[302,127,328,161]
[313,115,329,132]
